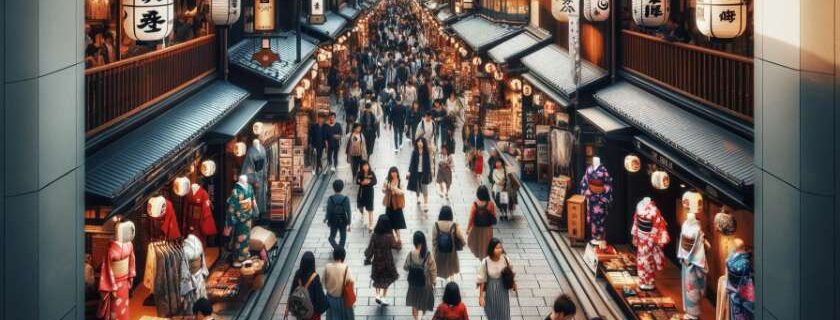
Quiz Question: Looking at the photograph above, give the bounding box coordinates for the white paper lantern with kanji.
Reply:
[123,0,175,41]
[472,56,482,66]
[509,78,522,91]
[651,170,670,190]
[551,0,574,22]
[173,176,190,196]
[211,0,242,26]
[624,155,641,172]
[695,0,747,39]
[484,62,496,74]
[632,0,669,27]
[583,0,610,22]
[522,84,533,96]
[200,160,217,177]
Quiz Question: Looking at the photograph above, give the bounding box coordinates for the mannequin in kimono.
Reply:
[147,195,181,240]
[579,157,613,245]
[185,183,218,245]
[180,234,209,314]
[726,238,754,320]
[631,197,669,290]
[242,139,268,216]
[678,192,710,319]
[98,221,136,320]
[227,175,257,267]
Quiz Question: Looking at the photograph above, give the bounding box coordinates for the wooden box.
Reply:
[566,195,586,244]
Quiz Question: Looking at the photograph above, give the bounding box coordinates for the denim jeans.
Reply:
[393,125,404,147]
[329,226,347,248]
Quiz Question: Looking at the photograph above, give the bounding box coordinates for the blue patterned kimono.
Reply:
[678,221,707,319]
[227,183,256,263]
[726,251,755,320]
[579,164,613,241]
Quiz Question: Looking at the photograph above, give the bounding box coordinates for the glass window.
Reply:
[479,0,529,22]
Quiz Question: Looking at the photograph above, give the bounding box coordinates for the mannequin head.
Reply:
[115,221,136,243]
[253,138,262,148]
[732,238,745,253]
[238,174,248,186]
[147,196,166,218]
[592,156,601,168]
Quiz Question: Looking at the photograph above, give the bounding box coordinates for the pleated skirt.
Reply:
[325,295,354,320]
[468,226,493,260]
[406,284,435,311]
[483,278,511,320]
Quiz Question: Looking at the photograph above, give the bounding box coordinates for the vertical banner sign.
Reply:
[309,0,326,24]
[254,0,275,31]
[568,0,581,88]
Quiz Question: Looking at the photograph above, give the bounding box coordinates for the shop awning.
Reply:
[338,5,360,20]
[522,73,569,107]
[576,107,633,135]
[436,8,453,22]
[521,44,608,98]
[487,29,547,64]
[205,99,268,143]
[301,12,348,41]
[596,82,754,189]
[229,35,319,86]
[86,81,249,201]
[451,15,520,53]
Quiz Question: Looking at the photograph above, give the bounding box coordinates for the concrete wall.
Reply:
[3,0,86,319]
[754,0,839,319]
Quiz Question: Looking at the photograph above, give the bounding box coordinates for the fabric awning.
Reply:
[576,107,632,135]
[522,73,569,107]
[596,82,754,188]
[86,81,249,201]
[451,15,520,53]
[338,5,360,20]
[301,12,348,41]
[487,31,544,64]
[206,100,268,143]
[521,44,608,98]
[229,35,319,86]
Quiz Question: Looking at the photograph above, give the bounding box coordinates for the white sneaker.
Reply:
[380,298,390,306]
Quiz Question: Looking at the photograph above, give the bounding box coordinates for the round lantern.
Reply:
[459,47,468,57]
[493,70,504,81]
[695,0,747,39]
[651,170,670,190]
[632,0,669,27]
[472,56,482,66]
[551,0,572,22]
[295,86,306,99]
[624,155,641,172]
[533,93,543,105]
[123,0,175,41]
[173,176,190,196]
[252,121,264,135]
[509,78,522,91]
[522,84,533,96]
[583,0,610,22]
[211,0,242,26]
[200,160,216,177]
[682,191,704,214]
[484,62,496,74]
[234,142,247,157]
[301,78,311,90]
[310,68,318,79]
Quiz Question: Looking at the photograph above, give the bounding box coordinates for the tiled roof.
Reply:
[301,11,348,39]
[338,6,360,20]
[487,31,542,64]
[521,44,608,97]
[436,8,453,22]
[229,35,318,85]
[451,15,519,52]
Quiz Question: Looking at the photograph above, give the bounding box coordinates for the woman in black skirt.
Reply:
[356,161,378,231]
[407,137,433,215]
[382,166,407,242]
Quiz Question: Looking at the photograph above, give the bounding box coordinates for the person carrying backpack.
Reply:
[467,185,497,260]
[404,231,437,320]
[324,180,352,249]
[433,206,466,282]
[286,251,328,320]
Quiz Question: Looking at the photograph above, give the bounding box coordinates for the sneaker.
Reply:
[380,298,390,306]
[375,297,383,305]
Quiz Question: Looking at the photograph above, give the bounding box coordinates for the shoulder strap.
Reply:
[341,266,349,297]
[304,272,318,289]
[449,223,455,234]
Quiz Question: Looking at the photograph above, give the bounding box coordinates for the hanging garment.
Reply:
[550,129,574,172]
[180,235,208,315]
[726,251,755,320]
[98,241,136,320]
[227,183,257,263]
[242,144,268,216]
[150,199,181,240]
[185,186,218,244]
[678,220,708,319]
[631,199,670,287]
[579,164,614,241]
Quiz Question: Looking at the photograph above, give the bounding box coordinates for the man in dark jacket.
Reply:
[322,112,343,172]
[359,103,379,157]
[308,113,326,173]
[390,95,407,152]
[324,179,352,248]
[417,78,431,112]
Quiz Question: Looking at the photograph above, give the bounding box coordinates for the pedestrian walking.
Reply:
[432,205,465,281]
[323,113,343,172]
[355,161,378,231]
[407,102,422,141]
[346,123,368,176]
[416,112,437,162]
[477,238,517,320]
[390,96,407,152]
[285,251,328,320]
[324,180,352,249]
[545,294,577,320]
[436,146,453,200]
[359,103,380,157]
[308,112,326,173]
[404,231,437,319]
[408,137,433,214]
[365,215,401,306]
[467,186,497,259]
[432,282,469,320]
[489,159,509,219]
[323,248,356,320]
[382,166,408,242]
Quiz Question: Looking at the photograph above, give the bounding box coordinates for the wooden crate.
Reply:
[566,195,586,245]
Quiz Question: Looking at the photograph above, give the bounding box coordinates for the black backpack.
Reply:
[328,196,348,226]
[473,202,497,227]
[407,254,428,287]
[436,223,455,253]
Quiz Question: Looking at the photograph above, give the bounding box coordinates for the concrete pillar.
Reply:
[754,0,838,319]
[3,0,85,319]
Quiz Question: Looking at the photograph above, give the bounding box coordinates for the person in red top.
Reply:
[432,282,469,320]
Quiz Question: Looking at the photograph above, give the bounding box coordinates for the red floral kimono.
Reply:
[631,199,670,287]
[185,186,218,244]
[151,199,181,240]
[98,241,136,320]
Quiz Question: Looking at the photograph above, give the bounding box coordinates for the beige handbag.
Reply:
[249,226,277,251]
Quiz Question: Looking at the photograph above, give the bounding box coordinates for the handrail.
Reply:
[622,30,752,64]
[85,35,216,74]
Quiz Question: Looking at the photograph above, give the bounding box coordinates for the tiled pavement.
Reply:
[268,126,572,319]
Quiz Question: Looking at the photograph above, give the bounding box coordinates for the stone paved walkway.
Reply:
[267,122,575,319]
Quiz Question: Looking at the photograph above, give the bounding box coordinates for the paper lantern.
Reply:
[211,0,241,26]
[624,155,641,172]
[200,160,217,177]
[484,62,496,74]
[522,84,533,96]
[533,93,543,105]
[252,121,264,135]
[122,0,175,41]
[234,142,247,157]
[254,0,276,31]
[309,0,325,24]
[173,176,190,196]
[682,191,704,214]
[551,0,573,22]
[301,78,311,90]
[147,196,166,217]
[472,56,482,66]
[583,0,610,22]
[651,170,670,190]
[632,0,669,27]
[509,78,522,91]
[494,70,504,81]
[295,86,306,99]
[310,68,318,78]
[695,0,747,39]
[459,47,468,57]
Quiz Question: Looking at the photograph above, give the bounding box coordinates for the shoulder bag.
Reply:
[342,265,356,307]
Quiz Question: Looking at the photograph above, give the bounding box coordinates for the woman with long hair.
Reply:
[436,145,454,200]
[356,161,378,231]
[467,185,497,259]
[383,166,408,242]
[432,282,469,320]
[346,123,368,176]
[365,215,401,305]
[489,158,509,219]
[407,137,433,215]
[433,205,466,282]
[477,238,516,320]
[404,231,437,320]
[285,251,328,319]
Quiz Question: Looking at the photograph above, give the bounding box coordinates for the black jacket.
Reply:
[407,150,432,192]
[308,123,324,148]
[325,194,351,227]
[322,123,343,147]
[390,104,407,127]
